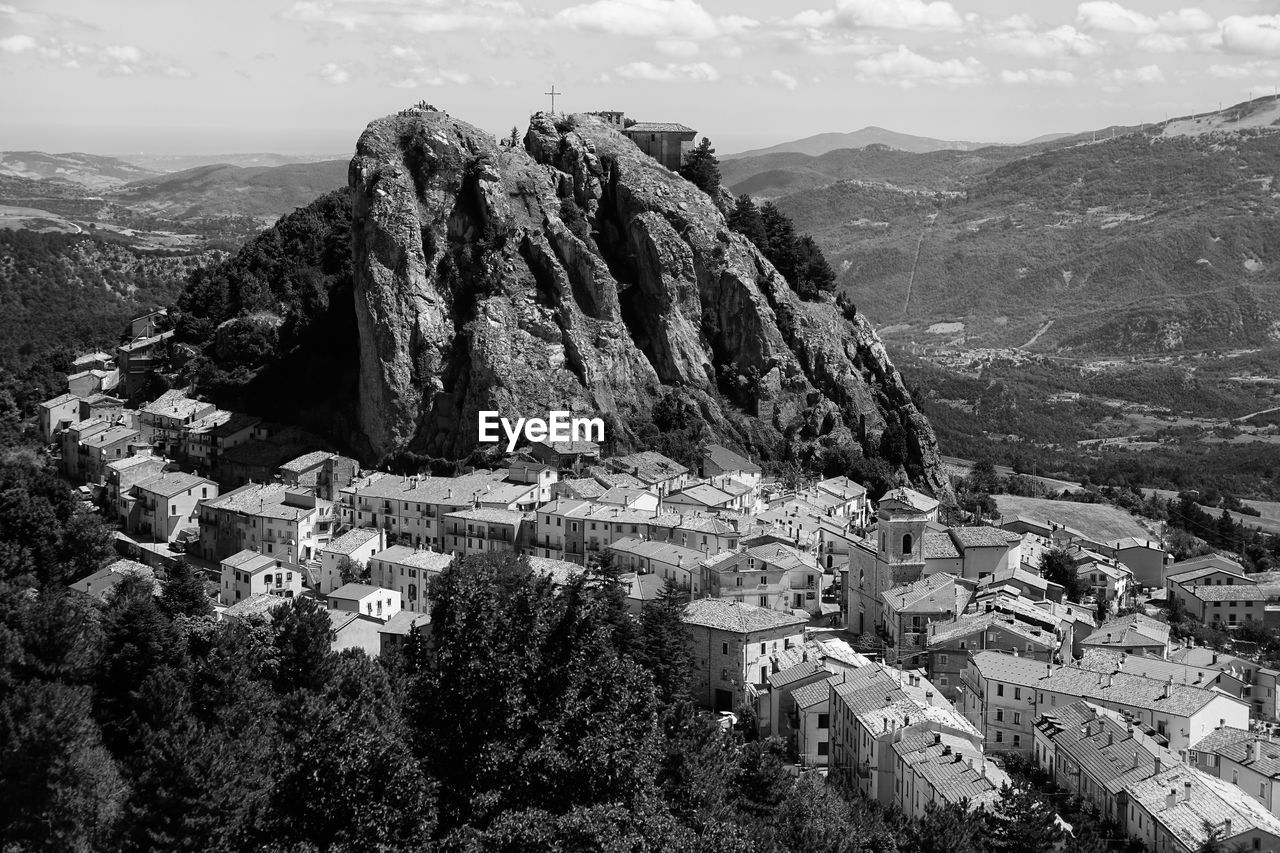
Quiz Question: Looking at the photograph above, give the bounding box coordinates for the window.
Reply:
[939,654,949,665]
[817,741,829,756]
[995,730,1003,743]
[761,643,767,654]
[758,595,768,606]
[1013,734,1021,748]
[997,684,1004,697]
[1013,712,1021,725]
[1014,687,1021,700]
[1234,770,1240,784]
[818,713,829,729]
[939,675,949,686]
[902,533,913,555]
[721,642,729,655]
[996,709,1005,722]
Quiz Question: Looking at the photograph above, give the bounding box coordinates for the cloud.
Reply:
[853,46,983,87]
[1077,2,1214,34]
[1135,33,1188,53]
[1208,60,1279,79]
[985,24,1101,59]
[319,62,350,84]
[0,33,35,53]
[770,69,799,89]
[1101,63,1165,88]
[554,0,753,40]
[102,44,141,63]
[284,0,523,34]
[655,39,699,56]
[1000,67,1075,85]
[1220,15,1280,56]
[613,60,720,82]
[830,0,963,31]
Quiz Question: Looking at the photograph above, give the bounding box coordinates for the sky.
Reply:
[2,0,1280,156]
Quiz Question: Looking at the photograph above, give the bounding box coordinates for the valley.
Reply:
[717,96,1280,504]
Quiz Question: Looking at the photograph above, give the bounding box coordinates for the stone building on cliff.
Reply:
[590,110,697,171]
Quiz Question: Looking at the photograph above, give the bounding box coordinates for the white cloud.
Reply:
[319,62,350,84]
[613,60,720,82]
[1001,67,1075,85]
[831,0,963,31]
[655,39,699,56]
[1077,2,1214,34]
[985,24,1101,59]
[554,0,753,40]
[391,69,472,87]
[1208,60,1278,79]
[1220,15,1280,56]
[770,69,799,89]
[1102,63,1165,88]
[284,0,523,33]
[163,65,192,78]
[0,33,35,53]
[854,45,983,87]
[103,44,141,63]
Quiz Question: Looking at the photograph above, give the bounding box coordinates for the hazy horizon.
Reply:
[3,0,1280,157]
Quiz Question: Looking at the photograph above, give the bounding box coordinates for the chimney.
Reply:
[1154,757,1162,775]
[1251,740,1261,763]
[1133,749,1140,770]
[1212,652,1218,664]
[1165,788,1177,809]
[1223,819,1232,837]
[1184,780,1192,802]
[1108,732,1114,746]
[934,732,942,745]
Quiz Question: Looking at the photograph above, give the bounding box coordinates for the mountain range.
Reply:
[723,126,993,159]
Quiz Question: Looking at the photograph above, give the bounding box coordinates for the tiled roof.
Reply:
[134,471,213,498]
[1035,700,1177,796]
[348,469,508,503]
[950,526,1021,549]
[379,610,431,636]
[1128,764,1280,848]
[608,536,705,567]
[279,450,334,472]
[883,572,970,615]
[791,676,837,708]
[371,546,453,572]
[1082,614,1169,648]
[928,610,1055,648]
[221,550,283,574]
[681,598,806,633]
[605,451,689,484]
[768,659,826,689]
[816,475,867,500]
[41,392,79,408]
[893,729,1005,809]
[324,527,381,555]
[528,556,586,587]
[624,121,696,133]
[971,651,1240,717]
[881,486,940,514]
[668,483,734,507]
[222,592,286,619]
[444,507,529,525]
[703,443,761,474]
[1166,554,1246,577]
[924,529,961,559]
[1185,584,1266,602]
[329,582,385,600]
[1191,727,1280,778]
[557,478,606,498]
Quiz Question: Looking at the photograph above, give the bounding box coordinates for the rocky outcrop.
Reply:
[348,109,951,497]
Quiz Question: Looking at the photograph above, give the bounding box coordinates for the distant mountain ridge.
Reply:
[0,151,160,189]
[724,126,994,159]
[115,151,350,172]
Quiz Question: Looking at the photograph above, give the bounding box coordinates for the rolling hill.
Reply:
[109,160,348,225]
[0,151,160,189]
[723,126,993,159]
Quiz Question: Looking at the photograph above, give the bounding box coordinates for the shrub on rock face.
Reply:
[680,137,721,197]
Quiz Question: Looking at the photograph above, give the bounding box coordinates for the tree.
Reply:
[984,783,1065,853]
[508,126,521,148]
[1041,548,1086,604]
[680,137,721,196]
[728,195,768,250]
[634,579,693,705]
[337,555,368,585]
[269,595,335,694]
[904,800,985,853]
[0,680,124,852]
[160,558,211,618]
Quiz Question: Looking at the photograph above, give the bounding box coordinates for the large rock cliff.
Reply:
[348,109,950,497]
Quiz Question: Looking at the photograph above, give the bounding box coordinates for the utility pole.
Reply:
[545,85,561,115]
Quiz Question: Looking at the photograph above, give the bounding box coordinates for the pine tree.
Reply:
[634,578,693,704]
[984,783,1064,853]
[160,558,211,618]
[728,194,768,251]
[269,595,335,694]
[680,137,721,196]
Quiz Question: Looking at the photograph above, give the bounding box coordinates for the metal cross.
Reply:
[545,85,561,114]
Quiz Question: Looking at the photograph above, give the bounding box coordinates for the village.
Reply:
[38,307,1280,852]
